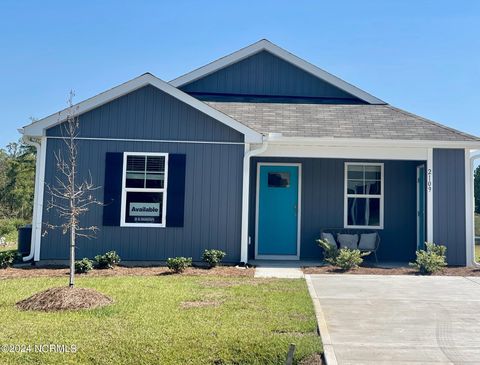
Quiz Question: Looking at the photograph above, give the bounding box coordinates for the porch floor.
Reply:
[250,259,409,269]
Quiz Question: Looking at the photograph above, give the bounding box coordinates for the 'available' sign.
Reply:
[129,203,160,217]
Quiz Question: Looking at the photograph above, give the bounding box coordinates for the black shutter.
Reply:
[166,154,186,227]
[103,152,124,226]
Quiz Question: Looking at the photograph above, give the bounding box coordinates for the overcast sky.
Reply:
[1,0,479,148]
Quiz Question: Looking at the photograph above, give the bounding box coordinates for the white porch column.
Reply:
[240,141,267,263]
[426,148,434,243]
[466,149,479,266]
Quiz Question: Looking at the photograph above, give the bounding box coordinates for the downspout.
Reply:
[21,135,41,262]
[240,137,268,264]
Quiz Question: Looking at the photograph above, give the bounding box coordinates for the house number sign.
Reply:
[427,168,432,193]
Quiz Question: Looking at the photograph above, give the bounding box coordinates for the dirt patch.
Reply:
[16,286,113,312]
[299,353,323,365]
[1,265,255,280]
[303,265,480,276]
[272,329,310,337]
[180,300,222,309]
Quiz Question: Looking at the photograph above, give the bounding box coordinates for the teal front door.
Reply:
[257,164,300,258]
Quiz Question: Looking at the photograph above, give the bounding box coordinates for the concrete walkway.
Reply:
[306,274,480,365]
[253,260,311,279]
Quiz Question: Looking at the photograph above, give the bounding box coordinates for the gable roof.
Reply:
[20,73,263,143]
[170,39,385,105]
[206,101,480,143]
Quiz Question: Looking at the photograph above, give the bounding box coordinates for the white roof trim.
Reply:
[264,135,480,149]
[21,73,263,143]
[170,39,385,105]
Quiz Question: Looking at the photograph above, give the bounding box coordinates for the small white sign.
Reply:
[129,202,160,217]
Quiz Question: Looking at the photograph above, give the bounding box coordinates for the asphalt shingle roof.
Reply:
[206,102,479,141]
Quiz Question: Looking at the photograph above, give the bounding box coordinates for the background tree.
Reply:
[45,91,102,287]
[475,165,480,214]
[0,140,36,220]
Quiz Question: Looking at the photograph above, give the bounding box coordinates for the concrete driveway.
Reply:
[306,275,480,365]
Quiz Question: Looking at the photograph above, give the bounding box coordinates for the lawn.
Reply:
[0,275,321,365]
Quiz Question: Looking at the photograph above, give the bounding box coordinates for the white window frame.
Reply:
[120,152,169,228]
[344,162,384,229]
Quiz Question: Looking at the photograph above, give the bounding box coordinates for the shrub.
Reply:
[75,258,94,274]
[316,239,339,265]
[202,249,226,268]
[409,242,447,275]
[317,239,369,271]
[94,251,121,269]
[0,251,19,269]
[334,248,369,271]
[166,257,192,273]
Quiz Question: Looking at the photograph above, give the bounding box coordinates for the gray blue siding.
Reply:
[47,85,243,143]
[249,158,421,262]
[433,149,466,266]
[40,86,244,262]
[181,51,360,101]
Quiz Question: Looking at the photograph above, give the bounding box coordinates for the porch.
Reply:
[246,155,427,264]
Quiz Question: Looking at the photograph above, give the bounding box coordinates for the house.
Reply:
[20,40,480,266]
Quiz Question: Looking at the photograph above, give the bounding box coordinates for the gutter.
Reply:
[240,136,269,263]
[21,135,40,262]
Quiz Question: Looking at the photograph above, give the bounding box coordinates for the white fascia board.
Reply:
[260,143,429,161]
[21,73,263,143]
[170,39,385,105]
[265,136,480,149]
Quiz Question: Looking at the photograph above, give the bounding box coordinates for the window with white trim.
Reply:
[121,152,168,227]
[344,163,384,229]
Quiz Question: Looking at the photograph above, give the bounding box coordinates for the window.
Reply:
[344,163,383,229]
[121,152,168,227]
[268,172,290,188]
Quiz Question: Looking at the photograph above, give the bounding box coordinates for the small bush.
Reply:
[317,239,369,271]
[0,251,19,269]
[75,258,94,274]
[94,251,121,269]
[334,248,369,271]
[409,242,447,275]
[202,249,226,268]
[166,257,192,273]
[316,239,339,265]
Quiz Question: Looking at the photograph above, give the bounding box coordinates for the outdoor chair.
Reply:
[320,228,381,263]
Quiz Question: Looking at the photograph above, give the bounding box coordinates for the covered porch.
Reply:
[243,142,431,264]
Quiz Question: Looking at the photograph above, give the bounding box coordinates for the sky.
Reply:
[1,1,479,149]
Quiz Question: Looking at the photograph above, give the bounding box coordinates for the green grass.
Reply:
[0,275,321,365]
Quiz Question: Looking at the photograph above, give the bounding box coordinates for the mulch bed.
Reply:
[16,286,113,312]
[303,265,480,276]
[0,265,255,280]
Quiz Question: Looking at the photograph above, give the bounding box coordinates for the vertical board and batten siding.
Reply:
[46,85,243,143]
[249,157,420,262]
[41,85,244,262]
[180,51,360,100]
[433,149,466,266]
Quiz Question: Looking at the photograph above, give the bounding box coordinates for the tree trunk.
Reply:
[69,224,75,288]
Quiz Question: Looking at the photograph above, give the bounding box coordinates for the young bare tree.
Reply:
[45,91,102,287]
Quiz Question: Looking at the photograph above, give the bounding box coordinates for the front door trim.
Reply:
[255,162,302,260]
